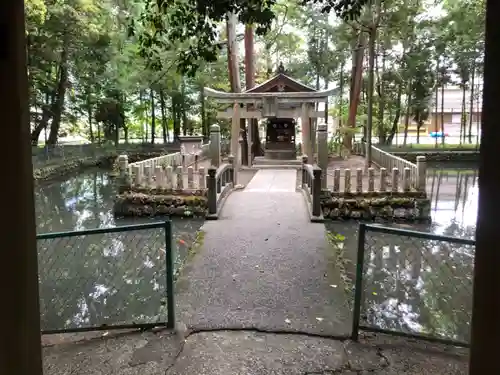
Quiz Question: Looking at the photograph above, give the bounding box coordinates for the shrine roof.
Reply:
[244,73,317,94]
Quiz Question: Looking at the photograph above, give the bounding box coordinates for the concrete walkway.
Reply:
[175,169,352,336]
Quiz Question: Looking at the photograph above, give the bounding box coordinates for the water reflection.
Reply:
[362,231,473,343]
[426,163,478,237]
[325,162,478,343]
[35,169,204,331]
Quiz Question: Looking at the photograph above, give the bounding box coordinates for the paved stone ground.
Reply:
[43,329,468,374]
[175,169,352,336]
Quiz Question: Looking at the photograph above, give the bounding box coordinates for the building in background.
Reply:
[428,85,482,135]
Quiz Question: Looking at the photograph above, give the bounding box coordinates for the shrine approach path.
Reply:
[175,169,352,337]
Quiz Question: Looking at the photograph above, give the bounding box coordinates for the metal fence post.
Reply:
[312,166,322,217]
[164,220,175,329]
[352,223,367,341]
[207,167,217,215]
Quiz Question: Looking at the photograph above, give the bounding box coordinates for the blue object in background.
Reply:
[429,132,445,138]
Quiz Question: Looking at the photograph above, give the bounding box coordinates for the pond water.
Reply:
[35,168,204,332]
[37,163,478,339]
[326,161,478,344]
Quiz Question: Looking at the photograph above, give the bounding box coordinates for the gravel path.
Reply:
[175,169,352,336]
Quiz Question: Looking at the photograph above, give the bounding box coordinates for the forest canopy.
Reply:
[26,0,484,150]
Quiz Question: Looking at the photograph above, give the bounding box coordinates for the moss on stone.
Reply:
[321,194,431,222]
[114,192,207,218]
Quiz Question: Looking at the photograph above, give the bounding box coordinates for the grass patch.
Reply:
[174,229,205,281]
[326,231,354,303]
[389,143,479,150]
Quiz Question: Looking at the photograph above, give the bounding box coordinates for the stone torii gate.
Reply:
[204,63,337,166]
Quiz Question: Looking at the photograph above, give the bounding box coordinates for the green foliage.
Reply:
[26,0,485,149]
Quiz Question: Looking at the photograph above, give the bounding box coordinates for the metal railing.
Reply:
[301,157,322,219]
[37,221,175,334]
[206,157,235,218]
[352,223,474,347]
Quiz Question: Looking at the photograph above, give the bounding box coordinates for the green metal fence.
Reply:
[352,223,475,347]
[37,221,175,334]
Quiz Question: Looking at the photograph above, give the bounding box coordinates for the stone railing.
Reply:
[356,143,426,192]
[121,142,210,188]
[117,154,207,190]
[206,156,235,219]
[328,167,421,194]
[301,156,322,221]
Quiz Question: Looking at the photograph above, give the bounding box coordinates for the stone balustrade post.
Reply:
[176,166,183,190]
[117,154,128,177]
[333,169,340,192]
[301,155,308,188]
[198,167,206,189]
[165,166,173,189]
[391,168,399,192]
[312,167,322,218]
[416,155,427,192]
[317,124,328,190]
[132,165,141,186]
[210,124,221,168]
[368,168,375,192]
[207,167,217,215]
[144,166,152,186]
[194,154,199,171]
[403,167,411,192]
[380,168,387,192]
[155,166,163,188]
[228,155,235,184]
[356,168,363,193]
[187,166,194,189]
[344,169,351,193]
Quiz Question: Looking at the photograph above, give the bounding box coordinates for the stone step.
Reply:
[248,164,302,170]
[253,157,302,166]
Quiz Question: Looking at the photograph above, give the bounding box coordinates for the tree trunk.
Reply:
[245,24,261,161]
[160,89,168,144]
[403,82,412,146]
[172,95,181,141]
[150,88,156,144]
[386,82,403,145]
[440,82,445,146]
[180,79,188,136]
[460,83,466,144]
[468,64,475,144]
[338,64,344,129]
[376,47,386,144]
[227,13,246,164]
[345,32,366,150]
[366,26,376,168]
[47,45,69,146]
[199,86,208,142]
[434,60,439,148]
[87,93,94,143]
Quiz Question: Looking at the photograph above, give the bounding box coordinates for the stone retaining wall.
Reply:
[391,150,479,162]
[113,191,207,218]
[321,191,431,221]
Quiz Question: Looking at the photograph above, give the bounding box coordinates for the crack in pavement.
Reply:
[161,324,392,375]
